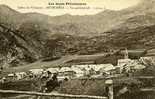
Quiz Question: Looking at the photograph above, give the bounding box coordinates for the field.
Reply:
[3,53,107,73]
[0,76,155,99]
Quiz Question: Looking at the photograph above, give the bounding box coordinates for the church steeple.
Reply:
[124,48,129,59]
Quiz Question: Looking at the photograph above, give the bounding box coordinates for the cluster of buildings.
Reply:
[1,49,154,83]
[0,63,115,82]
[1,60,146,83]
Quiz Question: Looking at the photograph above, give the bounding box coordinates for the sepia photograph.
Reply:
[0,0,155,99]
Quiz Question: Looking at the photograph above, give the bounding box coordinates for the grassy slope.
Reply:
[4,53,107,73]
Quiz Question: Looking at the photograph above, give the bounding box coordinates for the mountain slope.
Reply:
[104,25,155,49]
[1,0,155,68]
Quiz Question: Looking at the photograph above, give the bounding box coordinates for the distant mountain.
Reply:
[1,0,155,36]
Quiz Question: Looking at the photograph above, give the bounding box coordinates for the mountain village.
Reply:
[0,0,155,99]
[0,49,151,83]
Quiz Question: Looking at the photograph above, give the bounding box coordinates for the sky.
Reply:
[0,0,141,16]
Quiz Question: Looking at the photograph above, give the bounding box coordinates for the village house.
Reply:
[7,73,15,81]
[15,72,26,80]
[98,64,115,75]
[29,69,44,75]
[125,60,145,72]
[117,58,146,74]
[139,56,155,66]
[117,59,133,73]
[71,66,85,77]
[58,67,76,80]
[72,64,90,70]
[72,64,114,76]
[92,64,113,72]
[47,68,59,74]
[0,77,6,83]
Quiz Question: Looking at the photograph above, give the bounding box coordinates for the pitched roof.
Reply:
[59,67,73,72]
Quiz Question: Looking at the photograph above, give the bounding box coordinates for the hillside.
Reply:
[102,25,155,49]
[0,0,155,68]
